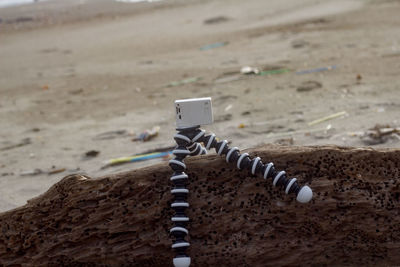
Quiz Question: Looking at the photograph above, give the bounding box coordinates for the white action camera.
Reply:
[174,97,213,128]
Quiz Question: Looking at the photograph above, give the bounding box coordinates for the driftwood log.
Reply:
[0,145,399,266]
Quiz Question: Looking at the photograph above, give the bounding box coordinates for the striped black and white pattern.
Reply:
[169,127,207,266]
[169,126,310,267]
[188,128,304,196]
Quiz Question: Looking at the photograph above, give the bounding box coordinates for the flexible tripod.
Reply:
[169,126,312,267]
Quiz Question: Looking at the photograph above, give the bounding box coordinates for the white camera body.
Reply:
[175,97,213,128]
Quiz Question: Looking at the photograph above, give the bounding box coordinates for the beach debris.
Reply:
[104,151,172,167]
[241,66,259,75]
[274,137,294,146]
[93,130,130,140]
[238,123,246,129]
[258,68,290,76]
[351,124,400,145]
[308,111,347,126]
[200,42,228,51]
[0,138,31,151]
[291,39,309,48]
[241,111,251,116]
[42,85,49,90]
[356,74,362,82]
[48,168,66,175]
[204,16,230,25]
[21,169,43,176]
[308,124,334,139]
[20,166,66,176]
[133,126,160,142]
[224,104,233,112]
[240,65,290,76]
[367,125,399,138]
[84,150,100,158]
[166,77,201,87]
[297,80,322,92]
[296,65,337,75]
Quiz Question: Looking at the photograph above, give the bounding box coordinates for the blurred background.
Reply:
[1,0,399,212]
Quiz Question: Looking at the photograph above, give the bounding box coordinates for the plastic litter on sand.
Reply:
[200,42,228,51]
[296,65,337,75]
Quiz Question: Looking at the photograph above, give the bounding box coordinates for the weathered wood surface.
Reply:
[0,145,399,266]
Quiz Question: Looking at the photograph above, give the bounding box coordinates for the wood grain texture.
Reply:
[0,145,399,266]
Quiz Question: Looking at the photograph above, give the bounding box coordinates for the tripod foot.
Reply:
[173,257,191,267]
[296,186,313,203]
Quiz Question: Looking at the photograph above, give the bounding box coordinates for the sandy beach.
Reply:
[1,0,400,212]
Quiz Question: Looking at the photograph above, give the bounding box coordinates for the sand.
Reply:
[0,0,399,212]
